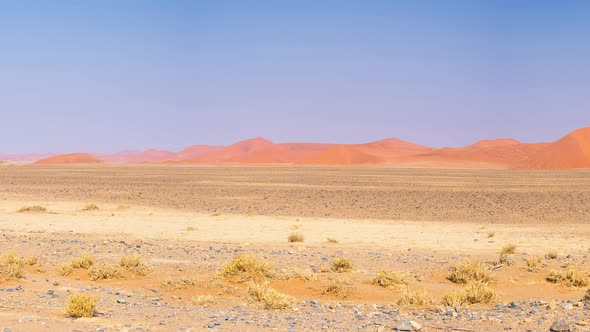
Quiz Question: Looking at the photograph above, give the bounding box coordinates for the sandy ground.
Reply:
[0,165,589,331]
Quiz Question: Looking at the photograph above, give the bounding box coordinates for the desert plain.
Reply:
[0,165,589,331]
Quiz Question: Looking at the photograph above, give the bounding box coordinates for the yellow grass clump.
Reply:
[500,244,517,255]
[65,293,97,318]
[461,282,498,304]
[81,203,99,211]
[0,252,24,280]
[321,278,355,298]
[193,295,216,306]
[372,270,407,288]
[441,290,464,307]
[326,237,339,243]
[547,251,559,259]
[287,232,304,243]
[526,257,542,272]
[88,262,122,281]
[546,266,589,287]
[219,254,275,282]
[25,254,39,266]
[18,206,48,213]
[397,289,432,306]
[331,257,353,273]
[247,283,294,309]
[70,253,96,269]
[584,289,590,302]
[448,260,493,284]
[60,264,74,276]
[119,253,152,276]
[487,231,495,238]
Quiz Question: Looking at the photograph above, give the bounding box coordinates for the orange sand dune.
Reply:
[34,153,102,165]
[100,149,177,163]
[516,127,590,169]
[175,145,224,160]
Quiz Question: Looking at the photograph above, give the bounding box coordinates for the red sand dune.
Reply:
[34,153,102,165]
[516,127,590,169]
[100,149,177,163]
[175,145,225,160]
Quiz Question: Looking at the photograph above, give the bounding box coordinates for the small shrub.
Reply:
[441,290,464,307]
[0,252,24,280]
[18,206,48,213]
[292,268,318,281]
[498,252,513,266]
[321,278,355,298]
[372,270,407,288]
[526,257,541,272]
[397,289,432,306]
[547,266,589,287]
[247,283,294,309]
[81,204,99,211]
[487,231,495,238]
[25,254,39,266]
[119,253,152,276]
[60,264,74,276]
[193,295,216,306]
[220,254,275,282]
[288,232,304,243]
[462,282,498,304]
[547,251,559,259]
[500,244,517,255]
[326,237,339,243]
[331,257,353,273]
[448,260,493,284]
[65,293,97,318]
[88,262,122,281]
[70,253,95,269]
[583,289,590,302]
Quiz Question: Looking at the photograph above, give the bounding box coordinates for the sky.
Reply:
[1,1,589,153]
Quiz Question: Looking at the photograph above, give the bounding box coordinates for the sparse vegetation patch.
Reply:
[247,283,294,309]
[448,260,493,284]
[0,252,24,280]
[331,257,353,273]
[288,232,304,243]
[65,293,97,318]
[220,254,275,282]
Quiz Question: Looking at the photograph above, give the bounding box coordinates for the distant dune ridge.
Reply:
[9,127,590,169]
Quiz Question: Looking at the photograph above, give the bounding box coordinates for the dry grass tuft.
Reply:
[193,295,216,306]
[247,283,294,309]
[292,268,318,281]
[119,253,152,276]
[397,289,432,306]
[162,278,199,290]
[372,270,407,288]
[526,257,542,272]
[65,293,97,318]
[547,251,559,259]
[487,231,495,238]
[287,232,304,243]
[18,206,48,213]
[331,257,353,273]
[220,254,275,282]
[0,252,24,280]
[60,264,74,276]
[448,260,493,284]
[81,203,99,211]
[500,243,517,255]
[321,278,355,298]
[70,253,96,269]
[462,282,498,304]
[326,237,339,243]
[584,289,590,302]
[25,254,39,266]
[546,266,589,287]
[441,290,464,307]
[88,262,122,281]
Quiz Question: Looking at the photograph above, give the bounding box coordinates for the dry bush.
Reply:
[292,268,318,281]
[219,254,275,282]
[18,206,48,213]
[487,231,495,238]
[331,257,353,273]
[288,232,304,243]
[546,266,589,287]
[0,252,24,280]
[81,204,99,211]
[441,290,464,307]
[372,270,407,288]
[88,262,122,281]
[25,254,39,266]
[584,289,590,302]
[70,253,95,269]
[193,295,216,306]
[462,282,498,304]
[498,252,513,266]
[247,283,294,309]
[60,264,74,276]
[326,237,339,243]
[397,289,432,306]
[119,253,152,276]
[547,251,559,259]
[500,244,517,255]
[65,293,97,318]
[526,257,542,272]
[448,260,493,284]
[321,278,355,298]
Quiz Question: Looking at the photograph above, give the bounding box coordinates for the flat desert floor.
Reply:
[0,165,589,331]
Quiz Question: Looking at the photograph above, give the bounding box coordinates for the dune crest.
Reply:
[34,153,102,165]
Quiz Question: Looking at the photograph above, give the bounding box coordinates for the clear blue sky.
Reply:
[1,1,589,153]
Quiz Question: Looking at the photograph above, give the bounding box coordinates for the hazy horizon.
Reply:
[2,1,589,154]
